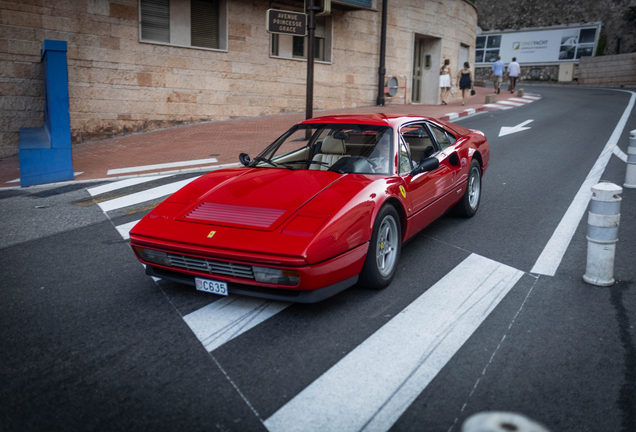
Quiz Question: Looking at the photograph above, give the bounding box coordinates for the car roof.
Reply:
[300,113,472,137]
[300,113,429,127]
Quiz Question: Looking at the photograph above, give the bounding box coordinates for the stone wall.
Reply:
[475,0,636,57]
[578,52,636,86]
[474,64,560,83]
[0,0,477,158]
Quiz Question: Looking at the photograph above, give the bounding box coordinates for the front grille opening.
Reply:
[167,253,255,279]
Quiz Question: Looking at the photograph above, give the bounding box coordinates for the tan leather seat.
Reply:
[310,135,349,170]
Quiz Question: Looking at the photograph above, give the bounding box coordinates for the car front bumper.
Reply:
[135,241,369,303]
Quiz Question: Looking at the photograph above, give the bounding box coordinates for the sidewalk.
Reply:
[0,86,533,188]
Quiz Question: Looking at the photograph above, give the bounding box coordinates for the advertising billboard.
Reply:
[476,24,601,64]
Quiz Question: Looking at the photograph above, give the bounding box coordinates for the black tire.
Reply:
[359,204,402,290]
[454,159,481,218]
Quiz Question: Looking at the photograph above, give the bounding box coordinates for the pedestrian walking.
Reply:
[490,56,505,94]
[507,57,520,93]
[457,62,473,106]
[439,59,452,105]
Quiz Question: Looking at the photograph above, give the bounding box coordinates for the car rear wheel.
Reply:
[454,159,481,218]
[359,204,401,289]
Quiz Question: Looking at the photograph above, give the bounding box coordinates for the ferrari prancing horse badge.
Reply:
[399,186,406,198]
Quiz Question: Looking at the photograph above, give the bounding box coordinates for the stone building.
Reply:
[0,0,478,158]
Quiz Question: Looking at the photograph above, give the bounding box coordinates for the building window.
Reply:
[271,16,332,63]
[139,0,227,51]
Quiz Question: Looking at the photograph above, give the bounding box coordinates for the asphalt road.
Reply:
[1,86,635,432]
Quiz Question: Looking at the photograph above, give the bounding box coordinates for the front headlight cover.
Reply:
[134,247,171,267]
[253,266,299,286]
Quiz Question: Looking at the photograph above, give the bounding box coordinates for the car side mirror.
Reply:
[239,153,251,167]
[409,157,439,176]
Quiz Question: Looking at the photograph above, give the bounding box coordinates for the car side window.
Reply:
[400,123,437,164]
[429,124,452,150]
[399,140,415,175]
[446,131,457,145]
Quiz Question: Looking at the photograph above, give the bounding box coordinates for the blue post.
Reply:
[18,40,74,187]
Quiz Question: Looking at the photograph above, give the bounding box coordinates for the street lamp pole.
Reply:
[306,0,316,120]
[377,0,388,106]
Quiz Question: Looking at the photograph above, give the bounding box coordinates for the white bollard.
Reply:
[583,182,622,286]
[461,412,550,432]
[625,129,636,188]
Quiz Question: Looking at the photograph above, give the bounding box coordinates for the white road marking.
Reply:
[496,100,525,106]
[612,145,628,162]
[264,254,524,432]
[87,174,171,196]
[445,113,459,120]
[484,104,512,110]
[98,176,200,212]
[463,108,476,115]
[522,95,541,100]
[115,219,141,240]
[184,296,291,352]
[531,90,636,276]
[107,158,218,175]
[508,98,533,103]
[499,119,534,137]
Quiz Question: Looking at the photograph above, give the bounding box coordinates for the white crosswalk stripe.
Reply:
[115,219,141,240]
[508,97,533,103]
[265,254,524,432]
[496,100,525,106]
[183,296,291,352]
[522,95,541,100]
[107,158,218,175]
[484,103,513,110]
[98,176,200,212]
[87,174,171,196]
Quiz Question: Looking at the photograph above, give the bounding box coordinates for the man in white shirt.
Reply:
[507,57,521,93]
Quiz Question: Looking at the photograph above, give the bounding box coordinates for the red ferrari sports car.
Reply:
[130,114,489,302]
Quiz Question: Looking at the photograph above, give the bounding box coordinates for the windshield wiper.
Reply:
[284,159,331,168]
[251,157,296,170]
[282,159,345,173]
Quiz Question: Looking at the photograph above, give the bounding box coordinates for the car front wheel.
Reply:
[455,159,481,217]
[359,204,402,289]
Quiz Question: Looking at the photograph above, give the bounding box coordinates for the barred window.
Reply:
[139,0,227,51]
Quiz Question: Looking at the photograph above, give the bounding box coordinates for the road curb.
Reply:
[438,93,542,121]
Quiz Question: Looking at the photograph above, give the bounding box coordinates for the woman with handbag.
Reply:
[457,61,473,106]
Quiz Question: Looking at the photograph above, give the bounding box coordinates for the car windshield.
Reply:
[249,123,394,175]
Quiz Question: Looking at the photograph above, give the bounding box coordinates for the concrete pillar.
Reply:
[624,129,636,188]
[583,182,622,286]
[462,412,550,432]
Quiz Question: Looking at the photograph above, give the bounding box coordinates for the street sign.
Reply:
[266,9,307,36]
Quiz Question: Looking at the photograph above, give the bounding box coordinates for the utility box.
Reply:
[558,63,575,82]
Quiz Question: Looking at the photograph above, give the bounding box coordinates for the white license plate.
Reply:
[195,278,229,296]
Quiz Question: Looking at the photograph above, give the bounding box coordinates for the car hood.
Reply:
[174,168,344,232]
